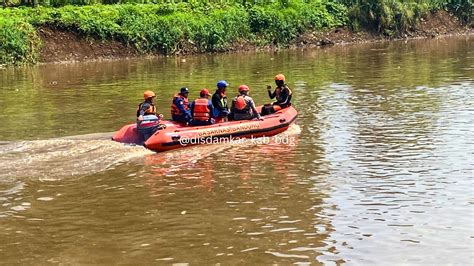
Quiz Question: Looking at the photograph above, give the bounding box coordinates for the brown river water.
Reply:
[0,35,473,264]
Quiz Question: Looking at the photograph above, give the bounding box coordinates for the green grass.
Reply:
[0,0,471,65]
[0,1,348,64]
[0,16,40,64]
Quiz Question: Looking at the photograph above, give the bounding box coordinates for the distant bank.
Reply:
[0,1,472,65]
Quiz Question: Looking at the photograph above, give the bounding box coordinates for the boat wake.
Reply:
[0,133,153,181]
[0,125,301,181]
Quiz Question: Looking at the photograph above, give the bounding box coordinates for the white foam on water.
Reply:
[0,137,153,181]
[281,123,302,136]
[0,124,301,181]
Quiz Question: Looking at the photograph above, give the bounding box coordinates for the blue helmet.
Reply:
[180,87,189,94]
[217,80,228,89]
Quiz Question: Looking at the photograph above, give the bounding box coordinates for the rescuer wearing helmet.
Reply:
[171,87,192,124]
[190,89,215,126]
[263,73,292,115]
[231,85,262,121]
[212,80,230,122]
[137,90,163,142]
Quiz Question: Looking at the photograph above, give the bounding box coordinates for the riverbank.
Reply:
[38,10,472,64]
[293,11,472,48]
[0,1,472,65]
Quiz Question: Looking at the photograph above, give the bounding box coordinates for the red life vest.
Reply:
[136,102,156,117]
[171,94,189,116]
[193,98,210,121]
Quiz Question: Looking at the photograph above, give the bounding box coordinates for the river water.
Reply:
[0,35,473,264]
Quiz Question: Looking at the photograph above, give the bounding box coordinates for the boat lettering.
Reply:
[196,122,260,138]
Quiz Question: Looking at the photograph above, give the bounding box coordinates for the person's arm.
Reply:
[139,103,150,116]
[190,101,195,117]
[208,100,215,117]
[248,98,262,120]
[175,98,191,116]
[137,103,150,120]
[267,86,276,99]
[230,98,236,114]
[213,94,229,117]
[212,94,225,112]
[210,99,218,118]
[152,105,163,119]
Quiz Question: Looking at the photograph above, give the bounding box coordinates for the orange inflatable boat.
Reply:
[112,106,297,152]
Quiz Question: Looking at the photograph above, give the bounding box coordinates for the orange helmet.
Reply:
[274,74,285,81]
[143,90,155,99]
[238,85,250,93]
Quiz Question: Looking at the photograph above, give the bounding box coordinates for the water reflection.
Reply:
[316,81,474,263]
[0,35,473,264]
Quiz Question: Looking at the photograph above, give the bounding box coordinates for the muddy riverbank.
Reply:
[37,11,472,64]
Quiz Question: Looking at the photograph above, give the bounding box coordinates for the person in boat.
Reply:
[190,89,215,126]
[137,90,163,142]
[231,85,262,121]
[262,74,293,115]
[171,87,192,124]
[211,80,229,122]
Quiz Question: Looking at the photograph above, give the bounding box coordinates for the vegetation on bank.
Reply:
[2,1,348,64]
[342,0,472,34]
[0,0,472,65]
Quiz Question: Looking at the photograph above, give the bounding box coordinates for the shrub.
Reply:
[0,17,40,64]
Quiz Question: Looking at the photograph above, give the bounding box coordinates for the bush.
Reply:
[343,0,472,33]
[447,0,472,23]
[0,17,40,64]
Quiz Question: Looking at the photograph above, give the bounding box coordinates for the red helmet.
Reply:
[274,74,285,81]
[238,85,250,93]
[144,90,155,99]
[200,88,210,97]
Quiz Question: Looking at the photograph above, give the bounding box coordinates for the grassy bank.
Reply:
[0,1,348,64]
[0,0,472,65]
[343,0,472,34]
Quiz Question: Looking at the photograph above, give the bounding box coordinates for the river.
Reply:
[0,35,473,264]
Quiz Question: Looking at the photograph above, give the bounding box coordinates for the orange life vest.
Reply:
[136,102,156,117]
[234,95,250,113]
[272,105,282,112]
[171,94,189,116]
[193,98,210,121]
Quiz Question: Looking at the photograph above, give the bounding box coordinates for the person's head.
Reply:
[217,80,228,92]
[143,90,156,103]
[180,87,189,98]
[238,84,250,96]
[274,74,285,87]
[200,88,210,98]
